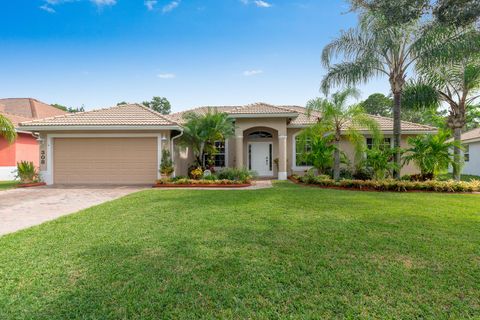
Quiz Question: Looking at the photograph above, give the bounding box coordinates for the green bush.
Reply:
[217,167,255,183]
[15,161,40,184]
[295,176,480,193]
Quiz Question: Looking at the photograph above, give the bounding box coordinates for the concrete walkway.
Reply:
[0,185,145,237]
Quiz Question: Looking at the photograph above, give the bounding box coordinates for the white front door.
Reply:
[249,142,273,176]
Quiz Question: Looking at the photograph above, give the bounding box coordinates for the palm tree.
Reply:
[320,12,476,179]
[306,88,381,181]
[0,115,17,143]
[414,57,480,180]
[179,109,235,168]
[403,130,459,180]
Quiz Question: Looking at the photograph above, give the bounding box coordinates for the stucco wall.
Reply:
[462,141,480,176]
[15,133,40,167]
[0,137,16,166]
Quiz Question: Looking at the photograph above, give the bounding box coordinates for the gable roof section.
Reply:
[458,128,480,143]
[0,98,66,126]
[228,103,299,117]
[19,104,178,130]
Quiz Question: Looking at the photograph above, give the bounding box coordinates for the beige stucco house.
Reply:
[19,103,436,185]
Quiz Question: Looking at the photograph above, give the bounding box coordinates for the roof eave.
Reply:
[18,125,181,132]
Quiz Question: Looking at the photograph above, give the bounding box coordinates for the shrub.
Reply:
[160,150,174,177]
[190,167,203,180]
[353,167,374,180]
[339,168,353,180]
[217,167,255,183]
[295,176,480,193]
[156,178,249,185]
[15,161,40,184]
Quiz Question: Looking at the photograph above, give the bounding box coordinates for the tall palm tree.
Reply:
[320,12,476,179]
[0,115,17,143]
[306,88,381,181]
[179,108,234,167]
[417,57,480,180]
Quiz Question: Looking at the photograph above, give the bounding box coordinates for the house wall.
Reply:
[463,141,480,176]
[15,133,40,167]
[0,133,39,180]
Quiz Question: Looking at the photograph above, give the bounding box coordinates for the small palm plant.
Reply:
[403,130,460,180]
[363,145,399,180]
[0,114,17,143]
[15,161,39,184]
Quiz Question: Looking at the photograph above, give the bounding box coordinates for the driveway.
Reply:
[0,185,146,237]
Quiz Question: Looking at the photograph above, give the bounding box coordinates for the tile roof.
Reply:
[459,127,480,142]
[19,104,178,127]
[0,98,67,126]
[169,103,435,132]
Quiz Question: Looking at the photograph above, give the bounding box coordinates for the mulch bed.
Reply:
[16,182,47,188]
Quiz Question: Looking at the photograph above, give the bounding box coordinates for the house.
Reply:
[0,98,67,180]
[18,103,436,185]
[453,128,480,176]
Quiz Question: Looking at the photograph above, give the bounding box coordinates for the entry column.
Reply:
[235,130,244,169]
[278,135,287,180]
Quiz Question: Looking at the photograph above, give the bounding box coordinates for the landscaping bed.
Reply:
[16,182,47,188]
[153,179,251,188]
[290,175,480,193]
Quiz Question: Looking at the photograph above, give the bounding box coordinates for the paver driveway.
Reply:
[0,185,145,237]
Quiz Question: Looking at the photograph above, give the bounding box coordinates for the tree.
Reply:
[117,101,128,106]
[465,105,480,131]
[51,104,68,112]
[403,130,459,180]
[178,109,234,168]
[359,93,392,117]
[306,88,381,181]
[0,115,16,143]
[321,8,476,179]
[67,106,85,113]
[142,97,171,115]
[411,54,480,180]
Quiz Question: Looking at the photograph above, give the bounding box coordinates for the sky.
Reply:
[0,0,390,112]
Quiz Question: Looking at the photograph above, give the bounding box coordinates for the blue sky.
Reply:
[0,0,389,112]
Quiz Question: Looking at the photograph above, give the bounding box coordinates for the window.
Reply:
[366,138,391,150]
[204,141,226,167]
[248,131,273,139]
[464,144,470,162]
[295,136,313,166]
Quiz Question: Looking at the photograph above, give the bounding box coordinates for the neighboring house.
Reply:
[0,98,67,180]
[452,128,480,176]
[18,103,436,185]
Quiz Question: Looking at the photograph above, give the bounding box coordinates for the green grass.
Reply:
[0,181,17,190]
[0,182,479,319]
[438,173,480,181]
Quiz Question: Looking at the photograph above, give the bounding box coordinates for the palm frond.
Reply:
[0,115,16,143]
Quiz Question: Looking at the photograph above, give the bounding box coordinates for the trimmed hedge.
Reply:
[292,175,480,193]
[156,178,250,185]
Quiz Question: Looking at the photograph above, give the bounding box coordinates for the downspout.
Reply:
[170,129,184,177]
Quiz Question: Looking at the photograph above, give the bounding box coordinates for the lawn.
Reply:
[0,182,479,319]
[0,181,17,190]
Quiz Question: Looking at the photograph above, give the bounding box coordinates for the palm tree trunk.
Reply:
[333,141,340,181]
[393,91,402,179]
[453,127,462,181]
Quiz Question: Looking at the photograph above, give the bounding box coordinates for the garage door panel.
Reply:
[54,138,158,184]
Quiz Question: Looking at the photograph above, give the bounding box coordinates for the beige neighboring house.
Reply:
[19,103,436,185]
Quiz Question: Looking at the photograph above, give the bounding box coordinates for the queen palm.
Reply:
[306,88,380,181]
[320,11,476,179]
[0,115,16,143]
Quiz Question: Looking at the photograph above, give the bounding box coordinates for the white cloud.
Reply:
[162,0,180,13]
[240,0,272,7]
[144,0,157,11]
[40,4,56,13]
[90,0,116,6]
[157,73,176,79]
[243,70,263,76]
[254,0,272,7]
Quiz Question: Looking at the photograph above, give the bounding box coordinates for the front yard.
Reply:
[0,181,17,191]
[0,182,479,319]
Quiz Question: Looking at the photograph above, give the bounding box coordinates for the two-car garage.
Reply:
[53,137,159,185]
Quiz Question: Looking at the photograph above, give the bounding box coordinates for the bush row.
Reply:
[156,178,250,185]
[293,175,480,193]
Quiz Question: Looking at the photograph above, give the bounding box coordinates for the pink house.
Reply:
[0,98,66,180]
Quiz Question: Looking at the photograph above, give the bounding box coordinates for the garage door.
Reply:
[53,137,158,185]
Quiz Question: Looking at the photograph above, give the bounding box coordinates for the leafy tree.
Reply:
[359,93,392,116]
[117,101,128,106]
[67,106,85,113]
[0,115,17,143]
[306,88,381,181]
[178,109,234,168]
[321,8,476,179]
[403,130,459,179]
[51,104,68,112]
[142,97,171,115]
[465,105,480,131]
[296,125,337,176]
